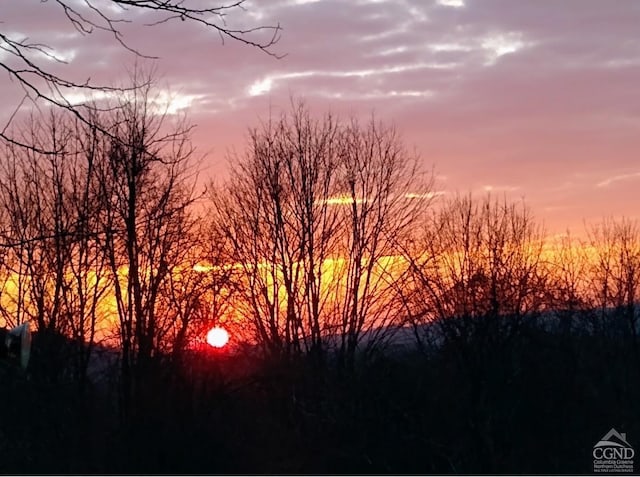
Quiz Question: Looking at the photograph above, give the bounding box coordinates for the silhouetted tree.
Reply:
[210,104,343,359]
[155,221,237,359]
[93,76,201,415]
[0,111,110,385]
[333,118,432,366]
[546,232,592,333]
[586,218,640,372]
[210,102,433,366]
[404,194,548,346]
[400,193,549,471]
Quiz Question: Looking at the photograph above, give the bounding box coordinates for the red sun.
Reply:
[206,326,229,348]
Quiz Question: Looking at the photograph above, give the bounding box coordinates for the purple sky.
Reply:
[2,0,639,234]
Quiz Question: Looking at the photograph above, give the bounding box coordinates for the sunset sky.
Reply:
[2,0,639,235]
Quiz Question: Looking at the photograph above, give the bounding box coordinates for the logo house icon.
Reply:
[593,428,635,473]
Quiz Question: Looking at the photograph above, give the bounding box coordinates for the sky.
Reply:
[1,0,639,235]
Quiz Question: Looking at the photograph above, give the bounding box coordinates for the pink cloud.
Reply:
[1,0,638,235]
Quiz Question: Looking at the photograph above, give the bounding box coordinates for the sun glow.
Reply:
[316,195,370,205]
[206,326,229,348]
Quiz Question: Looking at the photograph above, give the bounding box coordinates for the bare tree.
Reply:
[400,193,549,469]
[92,77,201,414]
[58,116,113,386]
[0,114,83,336]
[545,232,592,334]
[403,194,548,348]
[586,218,640,367]
[0,111,111,384]
[210,104,343,360]
[155,219,237,360]
[0,75,229,400]
[210,103,433,366]
[0,142,39,329]
[333,118,432,366]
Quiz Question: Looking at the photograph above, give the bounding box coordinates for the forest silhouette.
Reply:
[0,82,637,473]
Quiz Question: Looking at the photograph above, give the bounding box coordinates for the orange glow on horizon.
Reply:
[0,232,635,344]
